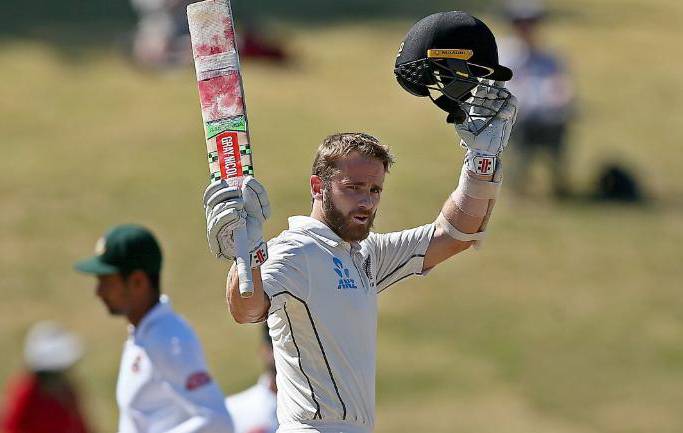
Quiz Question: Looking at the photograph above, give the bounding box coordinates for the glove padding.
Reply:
[455,81,518,175]
[203,176,271,265]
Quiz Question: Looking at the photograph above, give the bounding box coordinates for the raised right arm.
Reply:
[203,176,271,323]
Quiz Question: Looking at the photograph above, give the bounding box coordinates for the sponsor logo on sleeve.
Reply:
[185,371,212,391]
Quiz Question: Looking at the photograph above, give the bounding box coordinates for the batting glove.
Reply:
[455,81,518,176]
[203,176,271,266]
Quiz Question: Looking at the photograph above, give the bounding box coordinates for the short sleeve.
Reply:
[260,237,309,307]
[365,223,435,293]
[144,322,228,413]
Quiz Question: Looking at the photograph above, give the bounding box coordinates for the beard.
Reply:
[322,188,376,242]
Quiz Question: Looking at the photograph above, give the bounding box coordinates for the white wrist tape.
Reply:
[450,164,502,218]
[450,191,488,218]
[436,212,486,242]
[457,163,502,199]
[437,162,504,249]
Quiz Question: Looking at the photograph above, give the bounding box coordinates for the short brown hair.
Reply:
[312,133,394,181]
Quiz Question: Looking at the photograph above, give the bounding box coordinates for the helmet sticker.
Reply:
[427,49,474,60]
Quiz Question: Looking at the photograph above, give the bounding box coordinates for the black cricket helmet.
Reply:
[395,11,513,126]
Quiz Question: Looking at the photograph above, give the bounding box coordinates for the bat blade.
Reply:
[188,0,254,297]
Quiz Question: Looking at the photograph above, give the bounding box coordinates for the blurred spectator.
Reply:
[1,321,92,433]
[129,0,289,68]
[499,0,576,198]
[130,0,194,67]
[225,324,277,433]
[239,22,289,63]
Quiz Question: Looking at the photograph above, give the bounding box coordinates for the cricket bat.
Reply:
[187,0,255,297]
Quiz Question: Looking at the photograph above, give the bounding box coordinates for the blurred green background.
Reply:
[1,0,682,432]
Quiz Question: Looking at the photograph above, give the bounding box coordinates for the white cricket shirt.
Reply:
[225,374,278,433]
[117,295,234,433]
[261,216,434,433]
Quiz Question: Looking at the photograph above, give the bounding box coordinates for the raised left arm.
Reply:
[424,82,517,270]
[423,168,498,269]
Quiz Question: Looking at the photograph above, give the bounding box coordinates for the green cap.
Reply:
[74,224,162,275]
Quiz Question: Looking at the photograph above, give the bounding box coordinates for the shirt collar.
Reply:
[129,294,172,337]
[288,216,355,250]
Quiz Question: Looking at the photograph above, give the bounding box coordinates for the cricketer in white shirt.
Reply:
[211,126,516,432]
[262,217,433,433]
[225,374,278,433]
[117,295,234,433]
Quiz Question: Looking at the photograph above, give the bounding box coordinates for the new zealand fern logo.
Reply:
[333,257,357,290]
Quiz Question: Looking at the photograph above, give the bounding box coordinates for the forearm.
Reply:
[424,165,501,269]
[421,77,517,271]
[226,264,269,323]
[441,170,494,233]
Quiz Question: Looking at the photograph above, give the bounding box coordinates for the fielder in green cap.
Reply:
[74,224,163,321]
[74,224,162,277]
[75,224,234,433]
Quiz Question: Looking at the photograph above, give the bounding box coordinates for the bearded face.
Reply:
[322,182,377,242]
[311,152,386,242]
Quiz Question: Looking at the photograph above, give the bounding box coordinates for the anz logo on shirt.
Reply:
[332,257,358,290]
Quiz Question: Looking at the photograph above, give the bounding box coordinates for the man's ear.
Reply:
[310,175,324,200]
[126,270,149,292]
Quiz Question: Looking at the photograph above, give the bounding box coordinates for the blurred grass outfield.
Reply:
[1,0,683,432]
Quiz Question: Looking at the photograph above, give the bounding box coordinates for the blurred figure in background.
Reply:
[74,224,234,433]
[238,22,289,63]
[129,0,289,67]
[225,324,278,433]
[499,0,576,198]
[1,321,92,433]
[130,0,194,67]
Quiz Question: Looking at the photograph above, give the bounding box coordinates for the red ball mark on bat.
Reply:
[193,27,236,56]
[195,43,222,56]
[197,73,244,121]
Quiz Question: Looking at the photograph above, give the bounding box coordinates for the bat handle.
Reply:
[233,227,254,298]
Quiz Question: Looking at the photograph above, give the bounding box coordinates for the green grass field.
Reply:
[1,0,682,431]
